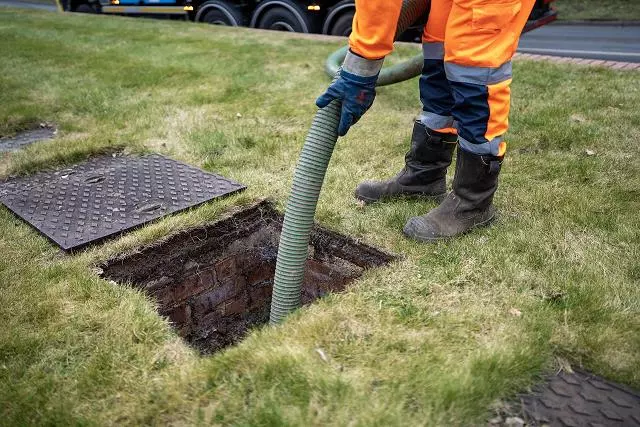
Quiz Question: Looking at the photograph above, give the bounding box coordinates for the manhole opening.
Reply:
[0,123,56,152]
[100,200,395,355]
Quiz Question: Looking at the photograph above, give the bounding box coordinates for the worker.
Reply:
[316,0,535,242]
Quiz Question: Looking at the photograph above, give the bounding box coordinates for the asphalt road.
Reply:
[0,0,57,11]
[519,23,640,63]
[1,0,640,63]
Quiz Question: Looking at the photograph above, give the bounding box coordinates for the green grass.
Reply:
[556,0,640,21]
[0,9,639,426]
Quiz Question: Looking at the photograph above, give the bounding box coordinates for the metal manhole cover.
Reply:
[0,154,246,251]
[0,125,56,152]
[521,370,640,426]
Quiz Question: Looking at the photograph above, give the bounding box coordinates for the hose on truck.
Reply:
[269,0,428,324]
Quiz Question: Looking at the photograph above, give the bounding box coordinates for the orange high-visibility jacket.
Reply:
[349,0,534,68]
[348,0,402,60]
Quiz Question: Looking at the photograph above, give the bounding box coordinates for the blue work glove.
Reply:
[316,50,384,137]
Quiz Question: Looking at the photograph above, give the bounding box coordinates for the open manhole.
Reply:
[100,200,395,354]
[0,123,56,152]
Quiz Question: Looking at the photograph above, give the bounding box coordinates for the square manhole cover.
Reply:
[0,124,56,152]
[519,370,640,427]
[0,154,245,251]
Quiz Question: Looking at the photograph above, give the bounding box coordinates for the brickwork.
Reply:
[151,249,364,344]
[101,201,394,354]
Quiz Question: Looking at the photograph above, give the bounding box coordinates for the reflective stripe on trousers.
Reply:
[419,0,535,155]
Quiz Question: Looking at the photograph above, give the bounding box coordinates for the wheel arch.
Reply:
[249,0,310,32]
[321,0,354,34]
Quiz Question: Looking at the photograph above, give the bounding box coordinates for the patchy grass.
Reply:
[556,0,640,21]
[0,9,639,426]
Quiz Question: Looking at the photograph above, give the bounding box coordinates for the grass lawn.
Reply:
[556,0,640,21]
[1,9,639,426]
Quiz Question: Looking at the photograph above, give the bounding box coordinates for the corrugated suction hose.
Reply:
[325,46,423,87]
[269,0,428,324]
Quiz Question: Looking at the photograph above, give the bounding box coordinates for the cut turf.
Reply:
[0,9,638,426]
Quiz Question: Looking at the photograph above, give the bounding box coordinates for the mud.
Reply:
[101,200,395,354]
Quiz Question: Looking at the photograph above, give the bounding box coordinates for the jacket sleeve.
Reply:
[348,0,403,59]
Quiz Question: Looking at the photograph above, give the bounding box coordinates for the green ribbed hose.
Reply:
[324,0,427,87]
[325,46,423,87]
[269,0,428,325]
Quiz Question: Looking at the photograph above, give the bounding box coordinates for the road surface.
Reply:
[519,23,640,63]
[0,0,57,11]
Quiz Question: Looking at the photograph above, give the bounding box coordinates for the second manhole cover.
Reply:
[520,370,640,426]
[0,125,56,152]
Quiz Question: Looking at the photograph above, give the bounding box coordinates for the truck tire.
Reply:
[74,3,96,13]
[321,0,354,35]
[198,0,244,26]
[328,11,353,36]
[254,1,312,33]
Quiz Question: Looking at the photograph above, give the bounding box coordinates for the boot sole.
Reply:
[403,213,497,243]
[355,191,446,205]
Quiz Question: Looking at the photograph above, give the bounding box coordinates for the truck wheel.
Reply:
[321,0,354,35]
[74,3,96,13]
[198,0,244,26]
[329,11,353,36]
[256,3,311,33]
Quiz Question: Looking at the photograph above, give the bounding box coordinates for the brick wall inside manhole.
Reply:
[101,200,395,354]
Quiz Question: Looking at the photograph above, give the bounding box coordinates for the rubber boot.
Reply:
[355,121,457,204]
[403,148,503,242]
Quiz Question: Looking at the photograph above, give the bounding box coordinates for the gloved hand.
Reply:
[316,50,384,137]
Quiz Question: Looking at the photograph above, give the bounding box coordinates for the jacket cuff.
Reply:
[342,50,384,78]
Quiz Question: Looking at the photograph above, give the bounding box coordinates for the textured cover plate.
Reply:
[0,154,246,251]
[520,370,640,426]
